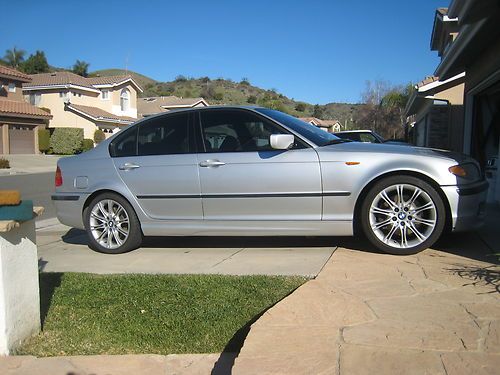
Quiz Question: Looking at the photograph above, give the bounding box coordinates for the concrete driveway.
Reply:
[37,222,336,277]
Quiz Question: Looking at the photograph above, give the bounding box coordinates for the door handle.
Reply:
[119,162,140,170]
[199,160,226,168]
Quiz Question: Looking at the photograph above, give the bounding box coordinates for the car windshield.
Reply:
[255,108,341,146]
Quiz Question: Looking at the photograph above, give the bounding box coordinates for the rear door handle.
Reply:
[199,160,226,168]
[119,162,140,170]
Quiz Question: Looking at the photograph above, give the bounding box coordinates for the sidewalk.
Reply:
[0,155,60,175]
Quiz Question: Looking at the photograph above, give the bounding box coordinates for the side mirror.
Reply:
[270,134,295,150]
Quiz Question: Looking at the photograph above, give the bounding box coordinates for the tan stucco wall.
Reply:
[0,80,24,101]
[110,83,138,118]
[434,83,465,105]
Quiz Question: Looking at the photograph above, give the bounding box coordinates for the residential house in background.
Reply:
[0,65,52,154]
[22,72,142,139]
[405,72,465,151]
[299,117,341,133]
[138,96,209,118]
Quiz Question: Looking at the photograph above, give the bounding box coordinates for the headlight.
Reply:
[448,163,481,181]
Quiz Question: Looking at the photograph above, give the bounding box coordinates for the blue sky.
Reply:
[2,0,443,104]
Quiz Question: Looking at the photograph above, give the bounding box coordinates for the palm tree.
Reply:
[3,47,26,69]
[72,60,90,77]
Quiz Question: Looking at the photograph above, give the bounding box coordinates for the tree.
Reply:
[247,95,257,104]
[295,103,306,112]
[312,104,324,119]
[72,60,90,77]
[355,80,413,139]
[240,77,250,85]
[22,51,50,74]
[3,47,26,69]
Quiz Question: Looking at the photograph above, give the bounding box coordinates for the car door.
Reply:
[110,112,203,220]
[196,109,322,221]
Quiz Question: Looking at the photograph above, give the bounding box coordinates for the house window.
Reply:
[8,83,16,93]
[29,93,41,105]
[120,89,129,111]
[101,90,109,100]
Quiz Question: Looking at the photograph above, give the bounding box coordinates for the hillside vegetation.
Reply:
[90,69,361,125]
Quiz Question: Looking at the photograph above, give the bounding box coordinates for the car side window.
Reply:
[110,127,138,157]
[138,113,190,156]
[200,110,303,153]
[359,133,377,143]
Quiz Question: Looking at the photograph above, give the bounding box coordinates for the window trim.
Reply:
[8,83,16,93]
[195,108,310,154]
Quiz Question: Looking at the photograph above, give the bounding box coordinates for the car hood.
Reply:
[318,142,470,163]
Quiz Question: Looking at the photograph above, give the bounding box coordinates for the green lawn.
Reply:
[17,273,306,356]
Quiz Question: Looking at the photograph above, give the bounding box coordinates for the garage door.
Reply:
[9,125,35,154]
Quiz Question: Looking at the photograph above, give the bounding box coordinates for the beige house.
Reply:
[22,72,142,139]
[405,72,465,151]
[138,96,209,118]
[299,117,341,133]
[0,65,52,154]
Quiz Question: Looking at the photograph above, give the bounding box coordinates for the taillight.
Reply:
[55,166,63,187]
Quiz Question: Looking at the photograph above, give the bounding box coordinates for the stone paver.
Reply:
[233,232,500,375]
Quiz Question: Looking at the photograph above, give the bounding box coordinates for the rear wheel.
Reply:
[360,176,446,255]
[84,193,142,254]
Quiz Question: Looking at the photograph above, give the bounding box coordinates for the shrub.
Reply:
[0,157,10,169]
[175,75,187,82]
[247,95,257,104]
[81,138,94,152]
[38,128,50,153]
[240,77,250,85]
[295,103,306,112]
[94,129,105,144]
[49,128,83,155]
[213,92,223,101]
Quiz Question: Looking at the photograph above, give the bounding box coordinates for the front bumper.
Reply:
[51,193,88,229]
[441,180,488,231]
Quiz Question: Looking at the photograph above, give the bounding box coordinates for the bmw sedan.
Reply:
[52,107,488,255]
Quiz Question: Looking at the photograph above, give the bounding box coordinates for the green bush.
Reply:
[247,95,257,104]
[213,92,223,101]
[295,103,306,112]
[49,128,83,155]
[81,138,94,152]
[93,129,105,144]
[38,128,50,153]
[0,157,10,169]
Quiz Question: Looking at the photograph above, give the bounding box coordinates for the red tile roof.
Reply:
[86,75,133,85]
[23,71,97,90]
[0,65,31,82]
[66,103,136,124]
[416,76,440,88]
[0,98,52,119]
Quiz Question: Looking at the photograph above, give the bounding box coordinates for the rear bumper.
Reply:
[441,180,488,232]
[51,193,88,229]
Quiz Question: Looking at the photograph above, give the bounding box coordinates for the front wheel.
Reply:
[84,193,143,254]
[360,176,446,255]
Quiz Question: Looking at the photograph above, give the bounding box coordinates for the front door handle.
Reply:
[199,160,226,168]
[119,162,140,170]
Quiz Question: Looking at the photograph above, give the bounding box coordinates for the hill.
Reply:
[90,68,157,90]
[89,69,359,126]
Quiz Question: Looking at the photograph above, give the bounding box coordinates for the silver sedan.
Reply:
[52,107,488,255]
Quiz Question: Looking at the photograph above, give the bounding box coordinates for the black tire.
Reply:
[84,192,143,254]
[359,176,446,255]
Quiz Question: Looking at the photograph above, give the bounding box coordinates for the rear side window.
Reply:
[138,113,190,156]
[110,127,138,157]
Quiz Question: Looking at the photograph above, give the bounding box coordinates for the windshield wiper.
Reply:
[322,139,353,146]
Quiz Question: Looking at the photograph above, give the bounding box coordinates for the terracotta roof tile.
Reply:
[67,103,136,124]
[0,65,31,82]
[416,76,440,88]
[0,98,52,119]
[86,75,133,85]
[23,71,96,90]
